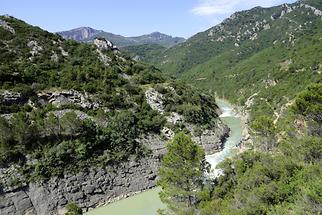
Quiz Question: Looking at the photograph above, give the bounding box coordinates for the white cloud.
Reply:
[190,0,288,17]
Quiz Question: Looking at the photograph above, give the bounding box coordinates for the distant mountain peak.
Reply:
[59,26,101,41]
[149,31,165,36]
[73,26,94,30]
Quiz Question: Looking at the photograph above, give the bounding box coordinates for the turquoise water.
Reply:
[206,99,242,177]
[86,188,164,215]
[86,99,242,215]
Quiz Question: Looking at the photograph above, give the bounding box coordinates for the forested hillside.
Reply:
[152,0,321,120]
[0,16,222,186]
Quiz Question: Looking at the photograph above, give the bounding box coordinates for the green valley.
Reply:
[0,0,321,214]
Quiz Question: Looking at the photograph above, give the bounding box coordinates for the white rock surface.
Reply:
[94,38,116,50]
[145,88,164,113]
[0,19,15,34]
[27,41,43,58]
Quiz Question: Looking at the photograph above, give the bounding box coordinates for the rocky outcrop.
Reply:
[93,38,118,66]
[0,91,27,105]
[94,38,117,51]
[50,109,91,121]
[96,50,112,66]
[145,87,230,154]
[58,47,69,57]
[234,106,253,150]
[0,19,15,34]
[166,112,183,124]
[37,90,101,109]
[301,3,322,18]
[27,41,43,59]
[139,133,167,155]
[145,120,229,156]
[0,90,101,119]
[145,88,165,113]
[190,121,230,154]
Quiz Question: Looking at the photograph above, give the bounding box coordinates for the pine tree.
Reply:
[157,132,210,215]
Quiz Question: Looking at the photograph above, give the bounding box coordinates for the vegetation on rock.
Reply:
[64,203,83,215]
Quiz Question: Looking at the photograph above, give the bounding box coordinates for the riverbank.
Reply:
[216,97,253,151]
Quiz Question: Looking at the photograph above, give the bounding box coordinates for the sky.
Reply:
[1,0,296,38]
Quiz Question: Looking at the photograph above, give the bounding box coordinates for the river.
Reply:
[86,99,243,215]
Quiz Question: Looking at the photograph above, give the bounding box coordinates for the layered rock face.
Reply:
[0,157,160,215]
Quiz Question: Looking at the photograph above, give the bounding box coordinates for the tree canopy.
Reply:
[157,132,210,215]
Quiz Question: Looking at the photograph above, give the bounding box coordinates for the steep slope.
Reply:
[154,0,322,119]
[58,27,185,48]
[0,16,227,214]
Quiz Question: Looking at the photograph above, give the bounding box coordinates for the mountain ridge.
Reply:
[58,27,186,48]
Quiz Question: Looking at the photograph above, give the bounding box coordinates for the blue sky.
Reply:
[1,0,296,38]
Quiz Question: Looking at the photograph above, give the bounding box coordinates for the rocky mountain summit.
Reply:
[58,27,101,41]
[0,16,228,214]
